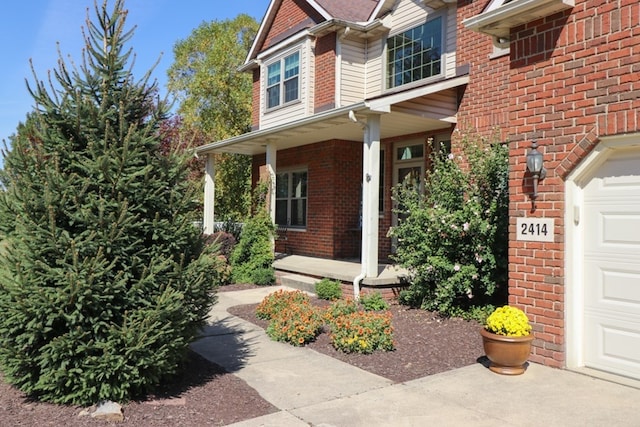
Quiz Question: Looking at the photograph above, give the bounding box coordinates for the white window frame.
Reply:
[275,168,308,229]
[265,50,301,110]
[385,15,445,90]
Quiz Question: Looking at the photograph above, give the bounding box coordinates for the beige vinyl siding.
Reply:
[339,37,367,105]
[443,6,457,78]
[260,39,312,130]
[364,39,384,98]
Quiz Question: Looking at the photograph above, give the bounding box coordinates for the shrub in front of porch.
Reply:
[230,184,275,286]
[390,137,509,320]
[315,278,343,300]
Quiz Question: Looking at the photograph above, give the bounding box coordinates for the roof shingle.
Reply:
[315,0,380,22]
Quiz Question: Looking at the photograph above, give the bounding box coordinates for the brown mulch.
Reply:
[0,283,484,425]
[227,289,484,384]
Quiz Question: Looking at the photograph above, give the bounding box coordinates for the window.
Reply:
[276,169,307,228]
[266,51,300,109]
[387,17,442,89]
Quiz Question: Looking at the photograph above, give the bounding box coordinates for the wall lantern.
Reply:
[526,140,546,200]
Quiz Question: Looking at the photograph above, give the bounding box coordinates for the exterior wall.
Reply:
[314,33,336,112]
[339,36,367,106]
[253,140,363,259]
[261,0,323,50]
[507,0,640,368]
[251,69,260,130]
[455,0,510,140]
[260,39,314,129]
[365,3,458,99]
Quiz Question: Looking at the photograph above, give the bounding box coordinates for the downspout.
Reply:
[353,267,366,300]
[350,109,370,300]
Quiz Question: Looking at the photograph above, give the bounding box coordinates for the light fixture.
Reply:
[526,140,546,200]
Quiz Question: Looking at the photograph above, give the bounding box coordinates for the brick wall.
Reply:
[260,0,324,51]
[506,1,640,367]
[314,32,337,112]
[253,140,363,259]
[455,0,511,142]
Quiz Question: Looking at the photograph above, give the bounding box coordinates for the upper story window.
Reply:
[266,51,300,109]
[387,16,443,89]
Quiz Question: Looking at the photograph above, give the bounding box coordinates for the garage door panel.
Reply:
[582,145,640,380]
[584,263,640,313]
[584,207,640,248]
[584,317,640,379]
[589,150,640,186]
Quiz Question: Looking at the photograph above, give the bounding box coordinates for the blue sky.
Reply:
[0,0,270,168]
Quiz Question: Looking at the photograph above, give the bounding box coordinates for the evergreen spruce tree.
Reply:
[0,0,220,405]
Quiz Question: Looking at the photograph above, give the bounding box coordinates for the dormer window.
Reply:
[266,51,300,109]
[387,16,443,89]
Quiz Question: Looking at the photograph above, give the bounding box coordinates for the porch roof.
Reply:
[195,74,469,157]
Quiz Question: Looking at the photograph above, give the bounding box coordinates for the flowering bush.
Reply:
[256,290,310,320]
[266,300,323,346]
[323,298,360,325]
[390,136,509,319]
[329,311,395,354]
[485,306,532,337]
[256,292,395,354]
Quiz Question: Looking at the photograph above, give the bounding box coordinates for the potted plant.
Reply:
[480,305,534,375]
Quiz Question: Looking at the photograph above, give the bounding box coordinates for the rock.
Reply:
[90,400,124,422]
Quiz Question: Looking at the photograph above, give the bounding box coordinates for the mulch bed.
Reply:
[227,289,484,383]
[0,283,484,425]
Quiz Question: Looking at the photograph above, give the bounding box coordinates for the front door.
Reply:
[392,141,425,252]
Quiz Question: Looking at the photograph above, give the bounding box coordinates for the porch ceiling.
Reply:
[196,75,468,156]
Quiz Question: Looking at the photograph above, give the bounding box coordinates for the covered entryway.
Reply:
[567,134,640,381]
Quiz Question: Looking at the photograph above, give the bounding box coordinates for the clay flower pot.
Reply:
[480,328,534,375]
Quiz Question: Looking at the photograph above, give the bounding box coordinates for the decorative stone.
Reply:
[90,400,124,422]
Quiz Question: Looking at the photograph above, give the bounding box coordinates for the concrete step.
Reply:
[280,273,318,294]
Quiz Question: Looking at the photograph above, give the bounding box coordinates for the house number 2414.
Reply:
[516,218,555,242]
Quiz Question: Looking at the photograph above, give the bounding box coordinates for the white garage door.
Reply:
[583,148,640,380]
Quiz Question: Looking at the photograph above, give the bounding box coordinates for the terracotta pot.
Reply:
[480,328,534,375]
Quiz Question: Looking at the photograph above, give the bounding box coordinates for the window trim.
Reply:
[275,168,308,229]
[265,50,301,111]
[384,14,446,91]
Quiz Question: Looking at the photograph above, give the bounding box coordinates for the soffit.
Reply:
[463,0,575,39]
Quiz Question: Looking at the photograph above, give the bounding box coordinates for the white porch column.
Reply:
[203,153,216,234]
[361,114,381,278]
[265,142,277,224]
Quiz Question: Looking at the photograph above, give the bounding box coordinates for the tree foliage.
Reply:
[0,0,220,405]
[389,136,509,319]
[167,15,259,221]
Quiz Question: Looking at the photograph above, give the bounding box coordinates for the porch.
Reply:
[273,253,410,297]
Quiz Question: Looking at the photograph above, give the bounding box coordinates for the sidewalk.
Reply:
[190,287,640,427]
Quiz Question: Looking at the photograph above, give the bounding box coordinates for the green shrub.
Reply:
[265,301,323,346]
[315,278,343,300]
[230,183,276,286]
[360,292,390,311]
[0,1,219,406]
[256,290,310,320]
[390,135,509,317]
[329,311,395,354]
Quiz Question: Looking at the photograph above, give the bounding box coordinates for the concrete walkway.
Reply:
[190,287,640,427]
